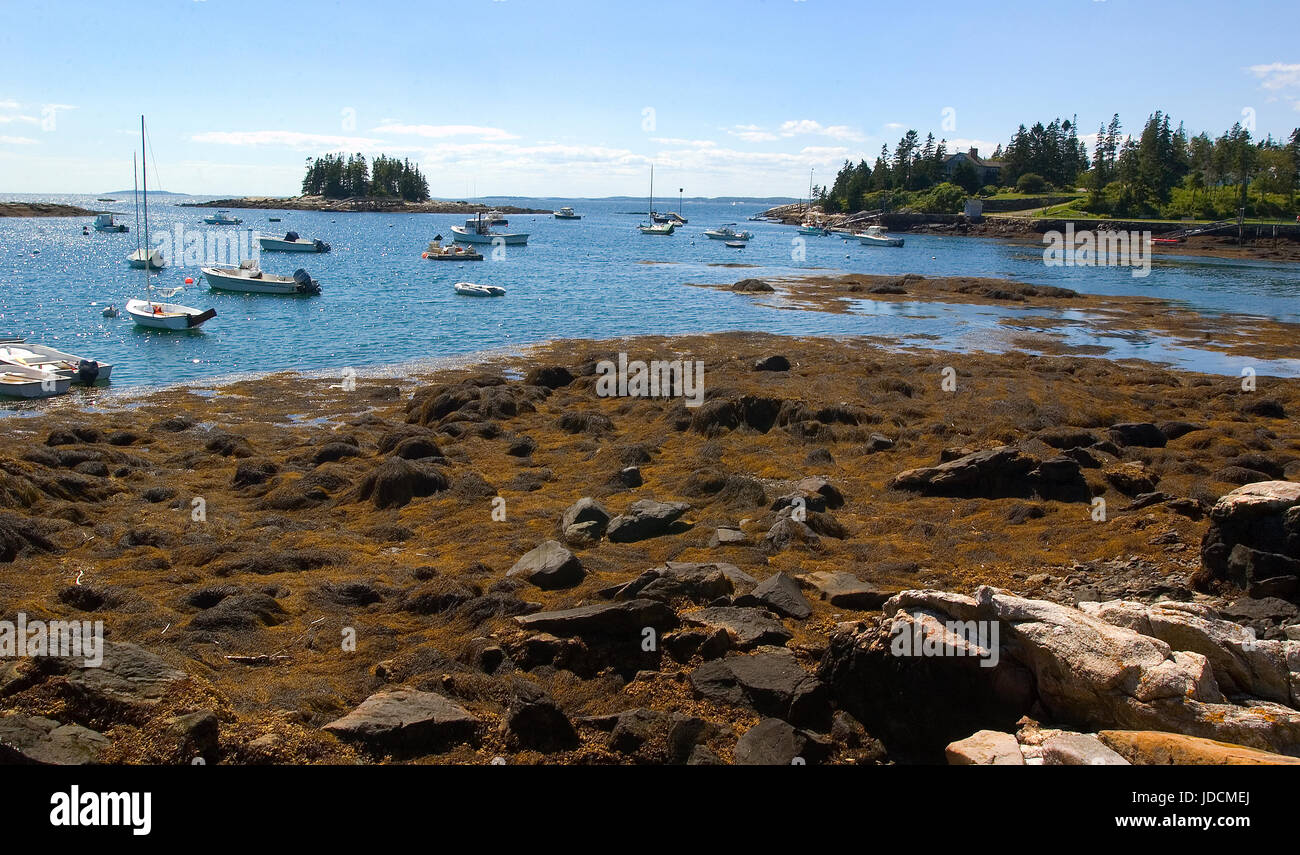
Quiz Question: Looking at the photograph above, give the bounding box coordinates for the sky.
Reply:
[1,0,1298,198]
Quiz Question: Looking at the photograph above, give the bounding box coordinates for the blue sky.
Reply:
[1,0,1298,197]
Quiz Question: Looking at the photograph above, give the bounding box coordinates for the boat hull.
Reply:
[450,226,529,245]
[258,236,330,253]
[454,282,505,297]
[858,235,904,247]
[201,267,318,295]
[127,249,165,270]
[0,374,71,398]
[125,299,215,330]
[0,342,115,384]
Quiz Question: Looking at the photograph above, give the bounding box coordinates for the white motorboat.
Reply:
[0,362,71,398]
[554,207,582,220]
[704,224,753,241]
[258,231,331,253]
[450,215,529,245]
[453,282,505,297]
[0,338,113,385]
[92,213,128,233]
[202,261,321,295]
[486,210,509,225]
[127,248,165,270]
[203,210,243,225]
[858,225,904,247]
[638,164,675,235]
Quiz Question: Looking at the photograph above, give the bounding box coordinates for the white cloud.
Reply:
[191,130,387,150]
[947,138,1002,157]
[883,122,906,130]
[1248,62,1300,91]
[650,137,717,148]
[371,123,518,141]
[0,135,37,145]
[727,124,779,142]
[778,119,864,141]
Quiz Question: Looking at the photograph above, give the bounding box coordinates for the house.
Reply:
[943,148,1005,185]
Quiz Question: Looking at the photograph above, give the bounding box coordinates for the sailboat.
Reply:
[126,153,164,270]
[638,165,674,235]
[124,116,216,331]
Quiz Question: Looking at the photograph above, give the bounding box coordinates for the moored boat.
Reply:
[203,210,243,225]
[202,260,320,294]
[704,224,754,241]
[450,215,529,245]
[858,225,904,247]
[423,238,483,260]
[453,282,505,297]
[796,222,830,236]
[125,297,217,330]
[258,231,331,253]
[93,213,128,233]
[127,248,165,270]
[0,338,112,385]
[0,363,71,399]
[554,207,582,220]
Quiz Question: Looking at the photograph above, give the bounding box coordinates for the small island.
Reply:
[182,151,552,214]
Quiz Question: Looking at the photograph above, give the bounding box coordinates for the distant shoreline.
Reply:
[0,202,101,218]
[179,195,553,215]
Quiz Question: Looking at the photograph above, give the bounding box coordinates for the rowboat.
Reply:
[858,225,904,247]
[127,248,165,270]
[258,231,331,253]
[201,261,320,295]
[203,210,243,225]
[453,282,505,297]
[554,207,582,220]
[450,215,529,245]
[0,363,71,398]
[704,224,753,241]
[93,213,128,233]
[0,338,112,385]
[725,241,746,248]
[423,239,483,260]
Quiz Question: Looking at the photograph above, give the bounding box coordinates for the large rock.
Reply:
[739,572,812,619]
[560,498,610,536]
[681,607,793,649]
[324,689,479,752]
[1079,599,1299,707]
[734,718,830,765]
[1041,732,1130,765]
[691,649,829,728]
[45,642,187,707]
[502,680,577,752]
[506,541,585,590]
[608,562,746,605]
[1108,422,1166,448]
[820,587,1300,758]
[1195,481,1300,599]
[606,499,691,542]
[887,446,1087,501]
[514,599,676,637]
[797,572,894,610]
[0,714,109,764]
[945,730,1024,765]
[1098,729,1300,765]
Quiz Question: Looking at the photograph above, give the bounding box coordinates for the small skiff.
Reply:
[453,282,505,297]
[125,298,217,330]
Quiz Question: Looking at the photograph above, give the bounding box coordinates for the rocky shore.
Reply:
[2,326,1299,765]
[181,196,552,215]
[0,202,101,218]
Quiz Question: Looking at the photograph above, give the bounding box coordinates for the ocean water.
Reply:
[1,194,1299,406]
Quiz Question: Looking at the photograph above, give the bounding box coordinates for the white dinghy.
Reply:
[0,338,113,385]
[0,362,71,399]
[453,282,505,297]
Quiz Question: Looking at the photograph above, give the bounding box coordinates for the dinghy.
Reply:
[202,261,321,295]
[453,282,505,297]
[0,338,113,384]
[93,213,128,233]
[259,231,331,253]
[704,224,753,241]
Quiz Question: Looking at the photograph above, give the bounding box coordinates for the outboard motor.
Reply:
[292,268,320,294]
[76,359,100,386]
[285,231,299,241]
[314,239,330,253]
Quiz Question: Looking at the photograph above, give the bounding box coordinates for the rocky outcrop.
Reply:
[820,587,1300,759]
[606,499,691,542]
[1195,481,1300,600]
[887,446,1088,501]
[325,689,479,753]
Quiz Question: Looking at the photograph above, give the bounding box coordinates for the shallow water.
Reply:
[1,194,1298,408]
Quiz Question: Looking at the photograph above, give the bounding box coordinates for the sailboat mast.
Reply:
[132,153,141,254]
[648,164,653,218]
[140,116,150,294]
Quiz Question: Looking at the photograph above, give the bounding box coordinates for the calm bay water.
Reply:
[2,194,1299,406]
